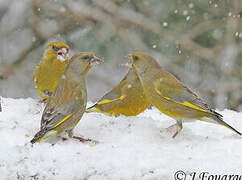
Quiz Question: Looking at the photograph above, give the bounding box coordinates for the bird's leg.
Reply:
[39,98,47,103]
[59,129,73,141]
[66,129,73,138]
[59,130,72,141]
[61,137,68,141]
[72,136,93,142]
[172,120,183,138]
[66,129,94,143]
[165,119,183,138]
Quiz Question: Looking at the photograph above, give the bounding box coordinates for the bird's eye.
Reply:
[52,45,59,51]
[133,56,139,61]
[83,55,89,60]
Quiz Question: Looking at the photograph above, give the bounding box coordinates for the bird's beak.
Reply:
[124,54,132,59]
[57,48,69,62]
[123,54,133,68]
[90,56,103,66]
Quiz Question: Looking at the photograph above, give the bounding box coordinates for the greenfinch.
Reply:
[31,53,102,144]
[34,42,70,101]
[125,52,241,138]
[86,68,150,116]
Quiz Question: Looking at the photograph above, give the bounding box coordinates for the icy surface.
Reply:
[0,98,242,180]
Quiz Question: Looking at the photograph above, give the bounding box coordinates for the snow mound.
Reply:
[0,98,242,180]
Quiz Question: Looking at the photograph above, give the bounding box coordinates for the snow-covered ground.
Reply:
[0,97,242,180]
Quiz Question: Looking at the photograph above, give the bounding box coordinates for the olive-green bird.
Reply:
[31,53,102,144]
[34,42,70,101]
[125,52,241,138]
[86,68,150,116]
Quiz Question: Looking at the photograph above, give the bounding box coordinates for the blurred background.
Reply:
[0,0,241,111]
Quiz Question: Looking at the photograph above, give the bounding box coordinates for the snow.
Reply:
[188,3,194,9]
[162,22,168,27]
[0,97,242,180]
[152,45,157,49]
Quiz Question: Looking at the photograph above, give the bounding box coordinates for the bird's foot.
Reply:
[72,136,98,144]
[39,98,47,103]
[172,131,179,139]
[163,122,182,139]
[61,137,68,141]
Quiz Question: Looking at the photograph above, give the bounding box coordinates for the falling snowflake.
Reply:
[188,3,194,8]
[163,22,168,27]
[152,45,157,49]
[183,10,188,16]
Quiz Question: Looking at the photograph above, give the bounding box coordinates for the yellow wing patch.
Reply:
[182,101,206,112]
[55,114,73,127]
[38,136,45,143]
[34,77,37,83]
[37,130,58,143]
[155,87,206,112]
[37,114,72,143]
[98,95,126,105]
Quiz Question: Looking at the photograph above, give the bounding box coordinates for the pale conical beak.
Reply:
[90,56,103,66]
[124,54,132,59]
[57,48,69,62]
[123,54,133,68]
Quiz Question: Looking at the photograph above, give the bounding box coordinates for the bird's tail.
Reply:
[30,130,47,144]
[85,104,100,113]
[86,105,119,117]
[210,114,242,136]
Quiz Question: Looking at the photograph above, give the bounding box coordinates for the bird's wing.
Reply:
[41,102,84,129]
[40,79,84,130]
[97,80,126,105]
[94,69,139,106]
[153,71,222,117]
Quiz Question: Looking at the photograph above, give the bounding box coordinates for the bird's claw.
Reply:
[61,137,68,141]
[72,136,98,144]
[39,98,47,103]
[162,123,182,139]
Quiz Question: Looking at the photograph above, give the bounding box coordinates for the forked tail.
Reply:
[85,104,99,113]
[30,130,47,144]
[212,115,242,136]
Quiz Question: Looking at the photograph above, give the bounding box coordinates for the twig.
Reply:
[0,1,84,79]
[92,0,218,62]
[0,41,41,79]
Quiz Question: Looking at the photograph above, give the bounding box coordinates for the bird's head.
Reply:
[69,52,103,75]
[46,42,70,62]
[124,52,159,74]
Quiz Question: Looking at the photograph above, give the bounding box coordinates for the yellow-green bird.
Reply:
[86,68,150,116]
[31,53,102,144]
[125,52,241,138]
[34,42,70,101]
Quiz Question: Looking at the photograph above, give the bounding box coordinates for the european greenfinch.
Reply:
[125,52,241,138]
[34,42,70,101]
[86,68,150,116]
[31,53,102,144]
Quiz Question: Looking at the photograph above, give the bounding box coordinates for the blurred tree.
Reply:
[0,0,241,110]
